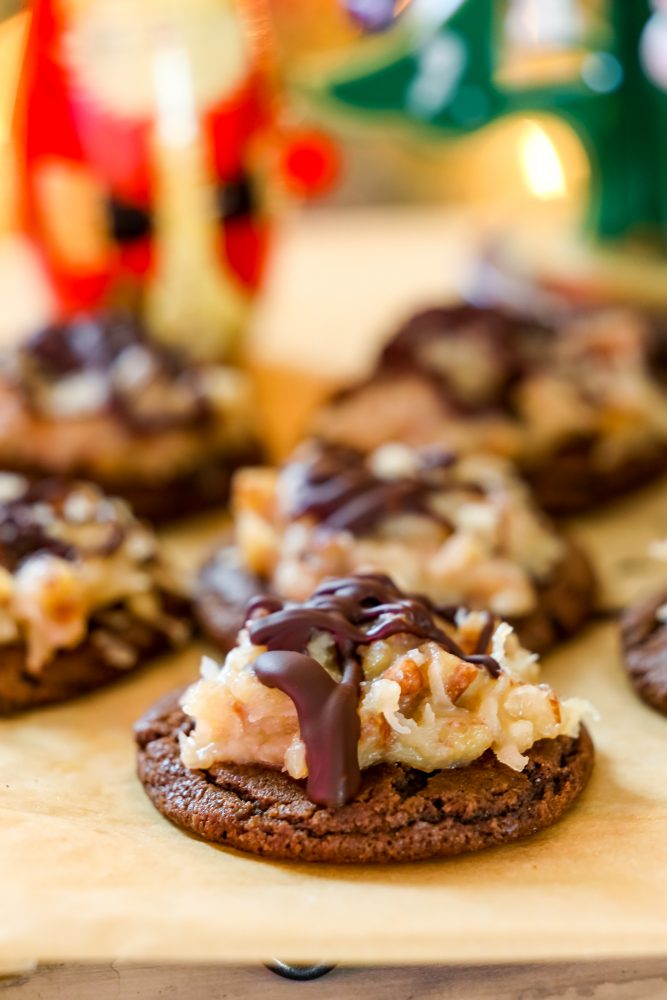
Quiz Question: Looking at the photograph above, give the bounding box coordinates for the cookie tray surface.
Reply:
[2,211,667,966]
[1,477,666,968]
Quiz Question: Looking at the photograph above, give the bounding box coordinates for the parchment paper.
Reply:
[1,210,667,967]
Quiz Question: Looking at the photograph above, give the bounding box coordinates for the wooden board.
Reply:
[1,210,667,969]
[5,959,667,1000]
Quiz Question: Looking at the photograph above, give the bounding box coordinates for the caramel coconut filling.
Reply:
[0,370,254,480]
[180,575,591,808]
[315,305,667,469]
[0,475,188,672]
[0,314,256,479]
[232,442,564,618]
[313,374,523,459]
[517,311,667,468]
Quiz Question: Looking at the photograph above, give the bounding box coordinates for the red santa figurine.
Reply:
[14,0,338,359]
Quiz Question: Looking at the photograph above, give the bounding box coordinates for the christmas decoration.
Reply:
[333,0,667,244]
[13,0,338,359]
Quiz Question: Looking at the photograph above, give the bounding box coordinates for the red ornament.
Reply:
[281,130,341,197]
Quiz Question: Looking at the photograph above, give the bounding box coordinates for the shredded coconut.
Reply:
[233,444,565,620]
[180,616,591,782]
[0,485,186,672]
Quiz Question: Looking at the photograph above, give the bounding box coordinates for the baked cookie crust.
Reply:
[0,594,188,715]
[620,590,667,716]
[195,539,596,656]
[135,691,594,864]
[1,445,262,524]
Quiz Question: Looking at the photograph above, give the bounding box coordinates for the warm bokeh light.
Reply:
[0,1,590,232]
[518,120,567,200]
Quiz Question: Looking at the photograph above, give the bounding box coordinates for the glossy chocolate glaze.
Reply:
[282,441,481,536]
[248,574,500,808]
[255,651,362,807]
[14,313,209,433]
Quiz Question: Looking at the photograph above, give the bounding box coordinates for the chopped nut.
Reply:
[234,467,278,522]
[111,345,156,391]
[446,660,480,703]
[369,443,419,480]
[63,489,97,523]
[383,656,424,712]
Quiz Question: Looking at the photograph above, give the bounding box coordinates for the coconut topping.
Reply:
[180,574,590,809]
[315,303,667,468]
[0,474,188,672]
[0,313,256,479]
[232,440,564,618]
[9,313,212,430]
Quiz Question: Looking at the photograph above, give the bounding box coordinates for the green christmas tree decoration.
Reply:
[329,0,667,244]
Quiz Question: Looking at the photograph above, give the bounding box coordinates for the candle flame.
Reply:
[519,121,566,200]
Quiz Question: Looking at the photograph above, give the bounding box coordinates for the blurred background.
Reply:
[0,0,596,222]
[0,0,664,354]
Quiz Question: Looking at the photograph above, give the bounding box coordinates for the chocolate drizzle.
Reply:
[281,441,478,536]
[0,479,129,572]
[248,574,500,809]
[255,651,362,807]
[13,313,210,433]
[378,304,541,414]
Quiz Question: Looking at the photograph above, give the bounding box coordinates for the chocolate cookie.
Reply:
[620,590,667,715]
[0,475,191,714]
[514,539,597,653]
[196,441,596,655]
[0,594,187,715]
[195,539,596,656]
[135,690,593,864]
[315,303,667,514]
[139,573,595,861]
[0,313,261,522]
[523,439,667,516]
[1,444,263,524]
[195,546,263,650]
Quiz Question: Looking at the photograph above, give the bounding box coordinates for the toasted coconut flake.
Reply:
[181,614,592,782]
